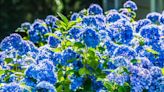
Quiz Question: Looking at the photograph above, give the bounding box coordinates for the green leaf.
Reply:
[56,85,63,92]
[20,83,32,92]
[67,21,76,29]
[97,46,105,53]
[146,48,159,55]
[139,39,145,46]
[14,72,24,76]
[161,68,164,75]
[57,70,64,82]
[86,48,100,69]
[65,70,75,75]
[76,17,82,22]
[130,59,138,64]
[74,42,85,48]
[51,47,62,53]
[79,67,89,75]
[104,81,113,91]
[122,67,130,74]
[67,18,82,30]
[65,40,72,47]
[56,20,67,29]
[4,58,13,64]
[124,82,130,87]
[0,70,5,76]
[57,12,68,24]
[118,86,124,92]
[45,33,61,40]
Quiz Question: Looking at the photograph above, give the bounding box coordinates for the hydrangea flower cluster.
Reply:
[0,0,164,92]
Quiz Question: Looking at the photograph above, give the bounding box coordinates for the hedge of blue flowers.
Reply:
[0,0,164,92]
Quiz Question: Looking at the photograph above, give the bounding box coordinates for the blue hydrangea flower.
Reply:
[119,8,135,19]
[113,56,129,68]
[28,19,49,43]
[104,40,118,56]
[160,25,164,36]
[159,15,164,24]
[140,24,160,41]
[106,12,121,23]
[0,82,26,92]
[8,74,18,82]
[25,60,56,84]
[106,61,117,70]
[155,76,164,92]
[157,51,164,67]
[82,16,100,29]
[135,19,151,33]
[123,0,138,11]
[81,15,105,30]
[120,12,131,21]
[68,27,82,40]
[107,67,129,86]
[70,76,83,91]
[0,51,5,65]
[95,15,106,29]
[146,12,161,23]
[107,19,133,44]
[88,4,103,15]
[51,52,63,66]
[26,41,39,58]
[45,15,58,30]
[28,29,41,43]
[82,27,100,48]
[149,67,163,92]
[36,46,60,66]
[0,33,23,51]
[95,15,106,23]
[114,46,136,60]
[140,48,164,67]
[137,57,153,69]
[21,22,31,30]
[72,60,83,70]
[79,9,87,18]
[129,66,152,92]
[21,77,37,87]
[89,76,105,92]
[17,41,30,55]
[62,48,80,65]
[48,36,61,48]
[98,29,109,40]
[36,81,56,92]
[150,66,162,79]
[149,77,164,92]
[71,13,79,21]
[36,45,55,62]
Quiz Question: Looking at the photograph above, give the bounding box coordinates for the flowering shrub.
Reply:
[0,0,164,92]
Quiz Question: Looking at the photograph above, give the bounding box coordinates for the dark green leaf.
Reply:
[4,58,13,64]
[74,42,85,48]
[130,59,138,64]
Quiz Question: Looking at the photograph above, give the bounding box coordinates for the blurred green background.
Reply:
[0,0,102,41]
[0,0,163,41]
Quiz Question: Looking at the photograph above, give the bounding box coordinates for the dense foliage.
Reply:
[0,0,164,92]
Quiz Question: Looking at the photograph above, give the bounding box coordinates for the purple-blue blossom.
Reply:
[123,0,138,11]
[88,4,103,15]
